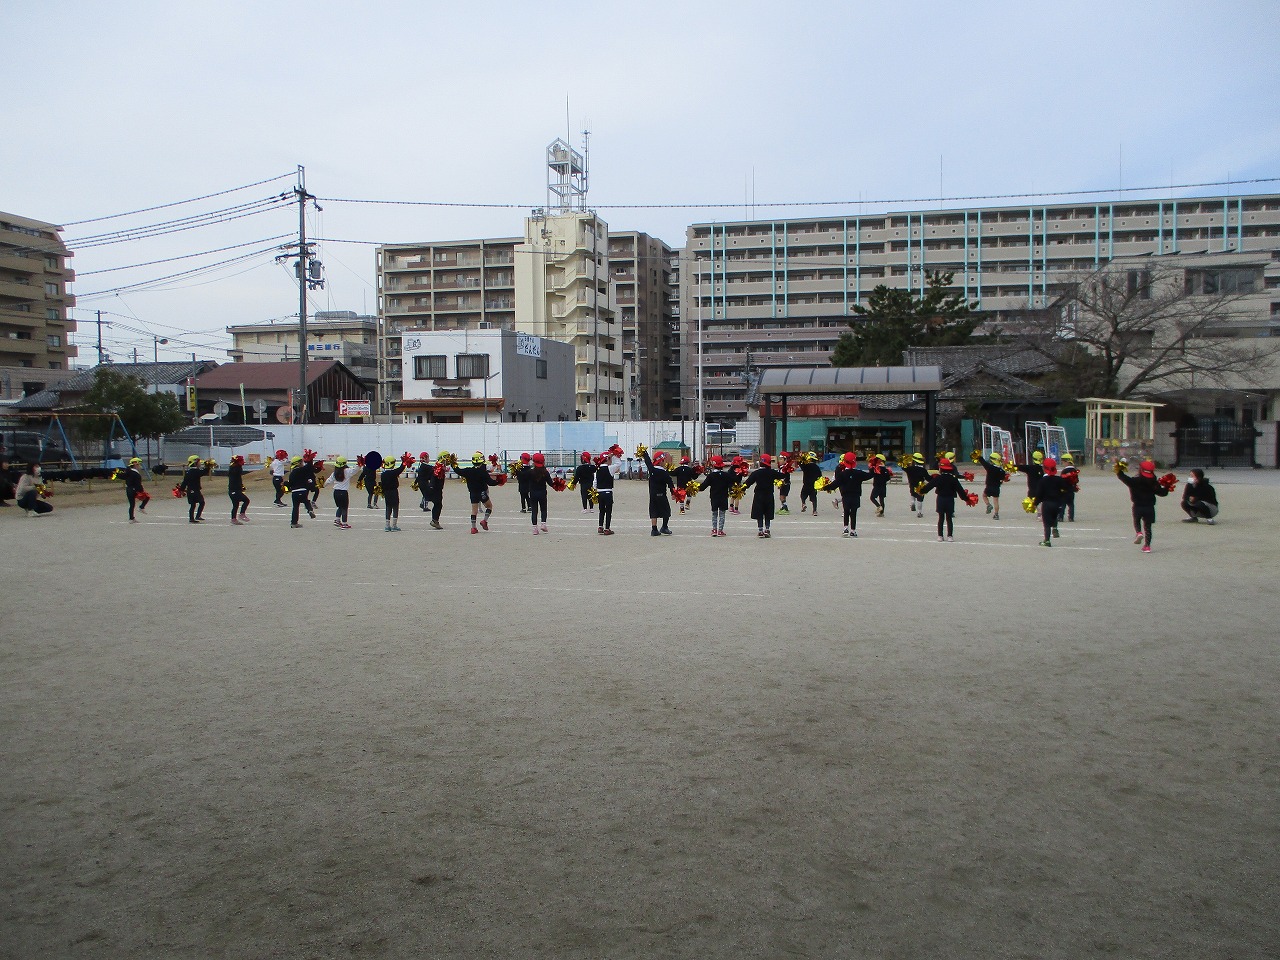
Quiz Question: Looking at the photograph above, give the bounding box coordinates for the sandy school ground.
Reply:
[2,469,1277,958]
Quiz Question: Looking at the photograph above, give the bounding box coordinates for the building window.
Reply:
[1126,269,1152,300]
[455,353,489,379]
[414,355,447,379]
[44,282,59,296]
[46,308,60,320]
[46,335,61,347]
[535,359,548,379]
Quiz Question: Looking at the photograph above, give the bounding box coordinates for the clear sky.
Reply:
[4,0,1279,365]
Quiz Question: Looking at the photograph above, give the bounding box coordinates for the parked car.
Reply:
[0,428,73,467]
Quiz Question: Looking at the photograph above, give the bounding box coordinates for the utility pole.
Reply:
[95,310,106,365]
[277,165,324,425]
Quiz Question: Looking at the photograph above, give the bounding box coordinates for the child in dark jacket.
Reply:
[917,458,971,542]
[826,451,874,537]
[380,456,406,532]
[227,454,249,524]
[744,454,788,538]
[1031,458,1072,546]
[699,455,736,536]
[905,453,930,517]
[177,455,207,523]
[456,452,500,534]
[1118,459,1169,552]
[639,448,676,536]
[287,455,317,527]
[123,457,147,522]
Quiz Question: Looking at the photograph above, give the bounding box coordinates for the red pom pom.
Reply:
[962,471,975,482]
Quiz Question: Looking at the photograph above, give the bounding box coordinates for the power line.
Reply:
[76,234,294,275]
[75,244,284,299]
[317,176,1280,213]
[69,196,292,248]
[62,172,297,226]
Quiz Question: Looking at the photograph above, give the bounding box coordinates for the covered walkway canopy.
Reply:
[756,366,944,458]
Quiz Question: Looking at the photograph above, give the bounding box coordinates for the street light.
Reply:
[153,336,168,363]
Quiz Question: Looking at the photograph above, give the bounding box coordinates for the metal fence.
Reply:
[1172,422,1260,468]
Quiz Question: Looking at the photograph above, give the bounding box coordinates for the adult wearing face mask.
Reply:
[1180,469,1219,524]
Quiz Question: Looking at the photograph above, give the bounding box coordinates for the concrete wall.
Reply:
[164,420,707,469]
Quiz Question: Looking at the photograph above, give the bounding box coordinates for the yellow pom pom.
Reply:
[814,476,830,491]
[1021,496,1037,514]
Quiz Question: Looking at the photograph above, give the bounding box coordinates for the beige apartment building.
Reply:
[378,236,520,415]
[377,213,662,421]
[226,310,378,389]
[0,212,77,381]
[607,231,680,420]
[514,210,623,420]
[681,194,1280,423]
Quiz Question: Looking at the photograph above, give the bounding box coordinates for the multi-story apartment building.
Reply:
[606,231,677,420]
[681,194,1280,423]
[378,211,630,421]
[0,211,77,375]
[226,310,378,390]
[515,209,624,420]
[378,236,520,415]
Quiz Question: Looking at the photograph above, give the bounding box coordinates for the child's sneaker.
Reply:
[993,513,1000,520]
[540,523,548,532]
[334,519,342,527]
[986,504,993,514]
[850,531,858,538]
[1205,518,1215,525]
[1040,540,1052,547]
[937,535,944,542]
[470,526,478,534]
[1134,534,1144,544]
[946,536,954,542]
[1142,545,1152,553]
[479,518,489,531]
[778,505,789,514]
[532,527,539,535]
[1052,528,1060,538]
[842,528,850,537]
[385,524,393,532]
[230,518,242,525]
[430,520,442,529]
[650,528,661,537]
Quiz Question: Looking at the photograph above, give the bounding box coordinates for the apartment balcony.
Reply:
[0,253,42,275]
[0,226,59,254]
[0,279,39,302]
[0,309,40,329]
[0,336,41,355]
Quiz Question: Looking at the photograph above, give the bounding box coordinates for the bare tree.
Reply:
[1010,259,1279,400]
